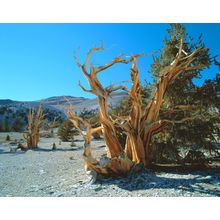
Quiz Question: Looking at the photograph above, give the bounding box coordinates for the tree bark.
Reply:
[69,41,207,176]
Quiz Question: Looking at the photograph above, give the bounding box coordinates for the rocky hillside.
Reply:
[0,92,126,114]
[0,92,126,131]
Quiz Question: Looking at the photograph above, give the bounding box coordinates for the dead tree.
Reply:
[71,40,206,176]
[23,103,45,148]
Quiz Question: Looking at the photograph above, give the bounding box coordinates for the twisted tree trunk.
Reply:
[69,41,206,177]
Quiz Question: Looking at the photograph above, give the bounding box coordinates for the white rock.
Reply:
[39,169,46,175]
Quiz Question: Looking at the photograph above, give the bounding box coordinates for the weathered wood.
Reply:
[23,103,44,148]
[70,41,207,176]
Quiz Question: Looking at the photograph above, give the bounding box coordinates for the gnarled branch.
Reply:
[78,81,93,93]
[93,54,130,74]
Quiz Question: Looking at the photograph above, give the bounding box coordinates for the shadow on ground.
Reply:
[73,139,84,142]
[0,149,3,153]
[0,146,82,155]
[97,169,220,196]
[32,146,82,152]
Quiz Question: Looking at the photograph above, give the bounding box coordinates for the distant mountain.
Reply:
[0,99,17,105]
[0,92,127,114]
[0,92,127,132]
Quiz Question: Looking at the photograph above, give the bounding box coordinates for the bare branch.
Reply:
[170,39,183,67]
[179,47,204,62]
[175,45,188,55]
[64,96,74,110]
[73,48,82,68]
[67,109,90,130]
[131,53,146,59]
[78,81,93,93]
[177,39,183,59]
[47,116,60,129]
[106,85,130,94]
[94,54,131,74]
[84,46,104,67]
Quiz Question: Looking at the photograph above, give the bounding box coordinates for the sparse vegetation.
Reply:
[52,142,57,150]
[5,134,10,141]
[0,106,63,133]
[0,24,219,193]
[1,23,220,199]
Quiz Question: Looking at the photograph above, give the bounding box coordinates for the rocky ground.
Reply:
[0,132,220,197]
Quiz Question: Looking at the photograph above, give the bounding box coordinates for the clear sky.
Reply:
[0,23,220,101]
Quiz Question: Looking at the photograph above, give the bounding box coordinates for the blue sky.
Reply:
[0,23,220,101]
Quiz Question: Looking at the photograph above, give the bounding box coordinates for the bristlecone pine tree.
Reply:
[148,24,220,164]
[68,24,218,177]
[112,24,220,164]
[23,103,44,148]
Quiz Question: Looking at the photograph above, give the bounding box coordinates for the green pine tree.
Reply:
[58,120,77,142]
[148,24,220,163]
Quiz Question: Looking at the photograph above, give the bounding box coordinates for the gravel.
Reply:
[0,132,220,197]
